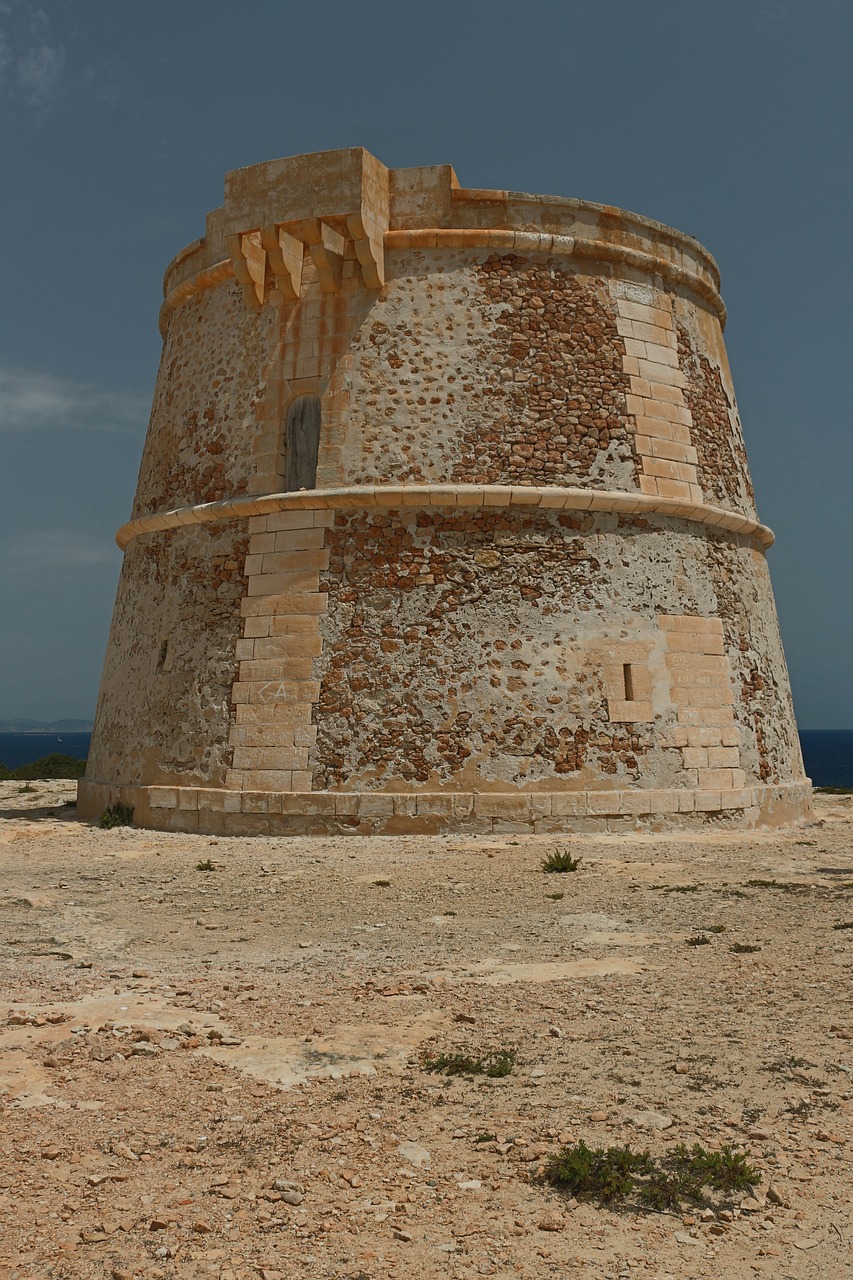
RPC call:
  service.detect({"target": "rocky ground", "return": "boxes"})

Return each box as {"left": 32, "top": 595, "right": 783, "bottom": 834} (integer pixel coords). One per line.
{"left": 1, "top": 782, "right": 852, "bottom": 1280}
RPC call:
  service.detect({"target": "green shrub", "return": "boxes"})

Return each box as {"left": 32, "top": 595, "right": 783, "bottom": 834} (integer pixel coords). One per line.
{"left": 421, "top": 1049, "right": 515, "bottom": 1078}
{"left": 543, "top": 1141, "right": 651, "bottom": 1204}
{"left": 5, "top": 753, "right": 87, "bottom": 781}
{"left": 99, "top": 803, "right": 134, "bottom": 829}
{"left": 542, "top": 1140, "right": 759, "bottom": 1212}
{"left": 541, "top": 849, "right": 581, "bottom": 874}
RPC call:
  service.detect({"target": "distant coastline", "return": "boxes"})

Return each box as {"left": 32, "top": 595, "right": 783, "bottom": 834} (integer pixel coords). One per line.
{"left": 0, "top": 718, "right": 94, "bottom": 734}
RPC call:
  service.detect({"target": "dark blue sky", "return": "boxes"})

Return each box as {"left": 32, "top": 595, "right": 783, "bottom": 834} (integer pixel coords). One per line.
{"left": 0, "top": 0, "right": 849, "bottom": 726}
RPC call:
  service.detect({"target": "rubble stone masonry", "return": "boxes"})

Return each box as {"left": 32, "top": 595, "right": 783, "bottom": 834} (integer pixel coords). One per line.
{"left": 79, "top": 148, "right": 810, "bottom": 835}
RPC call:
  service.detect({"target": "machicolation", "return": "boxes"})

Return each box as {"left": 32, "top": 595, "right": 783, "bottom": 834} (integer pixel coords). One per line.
{"left": 79, "top": 147, "right": 811, "bottom": 835}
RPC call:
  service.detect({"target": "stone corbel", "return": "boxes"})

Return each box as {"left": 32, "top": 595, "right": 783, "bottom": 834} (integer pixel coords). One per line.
{"left": 221, "top": 148, "right": 390, "bottom": 311}
{"left": 346, "top": 211, "right": 385, "bottom": 288}
{"left": 260, "top": 224, "right": 304, "bottom": 302}
{"left": 225, "top": 231, "right": 268, "bottom": 309}
{"left": 288, "top": 219, "right": 347, "bottom": 295}
{"left": 225, "top": 216, "right": 383, "bottom": 309}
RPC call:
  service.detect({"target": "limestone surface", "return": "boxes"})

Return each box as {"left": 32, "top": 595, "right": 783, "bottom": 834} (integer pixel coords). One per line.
{"left": 2, "top": 782, "right": 851, "bottom": 1278}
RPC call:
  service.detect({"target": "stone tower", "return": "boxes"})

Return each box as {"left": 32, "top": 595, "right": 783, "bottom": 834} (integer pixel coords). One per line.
{"left": 78, "top": 148, "right": 811, "bottom": 834}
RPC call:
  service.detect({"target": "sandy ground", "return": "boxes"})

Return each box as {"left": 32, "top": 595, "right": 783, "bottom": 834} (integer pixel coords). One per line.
{"left": 1, "top": 783, "right": 852, "bottom": 1280}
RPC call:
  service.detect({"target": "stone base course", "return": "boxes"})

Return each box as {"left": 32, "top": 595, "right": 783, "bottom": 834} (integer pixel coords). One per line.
{"left": 78, "top": 779, "right": 812, "bottom": 837}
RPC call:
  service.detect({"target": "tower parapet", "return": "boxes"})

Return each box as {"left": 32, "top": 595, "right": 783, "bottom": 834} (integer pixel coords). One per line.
{"left": 79, "top": 148, "right": 810, "bottom": 834}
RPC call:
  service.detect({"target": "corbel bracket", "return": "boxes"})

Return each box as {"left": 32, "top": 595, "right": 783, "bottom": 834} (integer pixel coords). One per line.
{"left": 223, "top": 148, "right": 391, "bottom": 308}
{"left": 225, "top": 231, "right": 268, "bottom": 310}
{"left": 260, "top": 224, "right": 304, "bottom": 302}
{"left": 288, "top": 219, "right": 347, "bottom": 295}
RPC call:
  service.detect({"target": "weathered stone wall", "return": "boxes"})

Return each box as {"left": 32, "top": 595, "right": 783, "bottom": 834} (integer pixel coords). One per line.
{"left": 674, "top": 307, "right": 756, "bottom": 518}
{"left": 136, "top": 228, "right": 763, "bottom": 527}
{"left": 467, "top": 256, "right": 636, "bottom": 487}
{"left": 311, "top": 510, "right": 801, "bottom": 795}
{"left": 706, "top": 542, "right": 803, "bottom": 784}
{"left": 133, "top": 283, "right": 275, "bottom": 516}
{"left": 265, "top": 254, "right": 758, "bottom": 516}
{"left": 86, "top": 521, "right": 248, "bottom": 787}
{"left": 339, "top": 253, "right": 637, "bottom": 490}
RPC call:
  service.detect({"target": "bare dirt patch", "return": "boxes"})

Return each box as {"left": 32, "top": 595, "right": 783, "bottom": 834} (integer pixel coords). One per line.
{"left": 1, "top": 782, "right": 852, "bottom": 1279}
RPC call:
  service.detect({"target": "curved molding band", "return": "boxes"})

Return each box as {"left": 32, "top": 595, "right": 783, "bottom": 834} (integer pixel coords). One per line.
{"left": 158, "top": 226, "right": 726, "bottom": 334}
{"left": 116, "top": 484, "right": 772, "bottom": 552}
{"left": 159, "top": 258, "right": 235, "bottom": 335}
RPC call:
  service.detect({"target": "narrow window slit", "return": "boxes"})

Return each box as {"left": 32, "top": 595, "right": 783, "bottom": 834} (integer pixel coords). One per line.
{"left": 623, "top": 663, "right": 634, "bottom": 701}
{"left": 284, "top": 394, "right": 321, "bottom": 492}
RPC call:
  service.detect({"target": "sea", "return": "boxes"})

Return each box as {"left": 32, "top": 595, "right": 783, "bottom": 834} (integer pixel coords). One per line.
{"left": 0, "top": 732, "right": 92, "bottom": 772}
{"left": 797, "top": 730, "right": 853, "bottom": 789}
{"left": 2, "top": 728, "right": 853, "bottom": 786}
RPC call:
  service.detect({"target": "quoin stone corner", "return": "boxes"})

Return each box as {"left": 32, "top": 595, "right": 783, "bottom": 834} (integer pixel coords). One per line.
{"left": 78, "top": 147, "right": 812, "bottom": 835}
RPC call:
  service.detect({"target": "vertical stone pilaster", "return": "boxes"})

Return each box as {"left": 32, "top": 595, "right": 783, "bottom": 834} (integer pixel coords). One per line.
{"left": 614, "top": 295, "right": 704, "bottom": 505}
{"left": 657, "top": 614, "right": 748, "bottom": 807}
{"left": 226, "top": 510, "right": 332, "bottom": 791}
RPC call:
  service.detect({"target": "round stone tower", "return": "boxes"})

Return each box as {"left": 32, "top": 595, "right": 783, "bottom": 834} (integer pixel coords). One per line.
{"left": 78, "top": 147, "right": 811, "bottom": 834}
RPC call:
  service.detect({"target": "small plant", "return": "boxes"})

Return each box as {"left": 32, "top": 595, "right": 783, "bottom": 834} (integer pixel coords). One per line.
{"left": 196, "top": 859, "right": 216, "bottom": 872}
{"left": 481, "top": 1051, "right": 515, "bottom": 1078}
{"left": 783, "top": 1098, "right": 812, "bottom": 1118}
{"left": 702, "top": 924, "right": 726, "bottom": 934}
{"left": 373, "top": 879, "right": 391, "bottom": 888}
{"left": 421, "top": 1049, "right": 515, "bottom": 1078}
{"left": 833, "top": 921, "right": 853, "bottom": 931}
{"left": 764, "top": 1054, "right": 813, "bottom": 1076}
{"left": 660, "top": 884, "right": 746, "bottom": 898}
{"left": 731, "top": 942, "right": 761, "bottom": 954}
{"left": 542, "top": 1141, "right": 651, "bottom": 1205}
{"left": 542, "top": 1141, "right": 759, "bottom": 1212}
{"left": 17, "top": 783, "right": 36, "bottom": 793}
{"left": 542, "top": 849, "right": 581, "bottom": 874}
{"left": 745, "top": 879, "right": 808, "bottom": 893}
{"left": 545, "top": 891, "right": 565, "bottom": 901}
{"left": 686, "top": 935, "right": 711, "bottom": 947}
{"left": 474, "top": 1132, "right": 497, "bottom": 1143}
{"left": 638, "top": 1145, "right": 760, "bottom": 1212}
{"left": 99, "top": 803, "right": 134, "bottom": 829}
